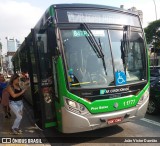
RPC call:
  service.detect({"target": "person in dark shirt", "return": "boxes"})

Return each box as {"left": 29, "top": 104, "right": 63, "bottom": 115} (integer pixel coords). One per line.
{"left": 6, "top": 73, "right": 28, "bottom": 135}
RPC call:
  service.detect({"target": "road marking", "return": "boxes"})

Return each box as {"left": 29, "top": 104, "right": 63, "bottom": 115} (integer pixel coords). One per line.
{"left": 141, "top": 118, "right": 160, "bottom": 127}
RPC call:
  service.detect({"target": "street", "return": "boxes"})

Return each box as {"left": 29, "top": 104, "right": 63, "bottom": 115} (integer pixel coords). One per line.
{"left": 43, "top": 113, "right": 160, "bottom": 146}
{"left": 0, "top": 100, "right": 50, "bottom": 146}
{"left": 1, "top": 100, "right": 160, "bottom": 146}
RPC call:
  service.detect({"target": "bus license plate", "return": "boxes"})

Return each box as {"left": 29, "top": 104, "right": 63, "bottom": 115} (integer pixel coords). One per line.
{"left": 107, "top": 117, "right": 122, "bottom": 124}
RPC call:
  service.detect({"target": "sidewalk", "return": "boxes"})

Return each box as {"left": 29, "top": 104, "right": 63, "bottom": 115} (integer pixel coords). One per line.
{"left": 0, "top": 100, "right": 51, "bottom": 146}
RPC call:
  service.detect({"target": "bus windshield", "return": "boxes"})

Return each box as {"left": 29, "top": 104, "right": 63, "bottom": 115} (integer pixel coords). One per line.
{"left": 61, "top": 27, "right": 146, "bottom": 88}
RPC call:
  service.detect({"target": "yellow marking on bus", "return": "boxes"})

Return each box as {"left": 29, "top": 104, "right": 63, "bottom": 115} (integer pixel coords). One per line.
{"left": 71, "top": 81, "right": 97, "bottom": 86}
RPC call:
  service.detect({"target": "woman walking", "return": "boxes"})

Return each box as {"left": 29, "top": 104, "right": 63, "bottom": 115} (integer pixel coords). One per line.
{"left": 6, "top": 73, "right": 28, "bottom": 134}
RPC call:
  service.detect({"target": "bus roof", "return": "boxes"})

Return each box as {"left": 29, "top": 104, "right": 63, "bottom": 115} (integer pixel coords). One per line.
{"left": 33, "top": 3, "right": 139, "bottom": 31}
{"left": 51, "top": 3, "right": 138, "bottom": 15}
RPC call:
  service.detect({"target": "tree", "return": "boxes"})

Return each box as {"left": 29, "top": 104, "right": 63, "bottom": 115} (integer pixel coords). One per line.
{"left": 144, "top": 20, "right": 160, "bottom": 49}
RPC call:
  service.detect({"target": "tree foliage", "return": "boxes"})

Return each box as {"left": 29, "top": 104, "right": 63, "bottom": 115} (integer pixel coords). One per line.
{"left": 144, "top": 20, "right": 160, "bottom": 48}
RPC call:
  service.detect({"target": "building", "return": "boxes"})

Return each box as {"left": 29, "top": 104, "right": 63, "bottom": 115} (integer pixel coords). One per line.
{"left": 4, "top": 37, "right": 21, "bottom": 76}
{"left": 0, "top": 40, "right": 2, "bottom": 73}
{"left": 6, "top": 37, "right": 20, "bottom": 52}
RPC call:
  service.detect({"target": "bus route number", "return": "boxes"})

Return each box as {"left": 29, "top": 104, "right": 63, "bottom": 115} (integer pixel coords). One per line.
{"left": 123, "top": 99, "right": 136, "bottom": 106}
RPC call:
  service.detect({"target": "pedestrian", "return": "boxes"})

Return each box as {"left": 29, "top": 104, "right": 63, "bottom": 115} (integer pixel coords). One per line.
{"left": 6, "top": 73, "right": 28, "bottom": 135}
{"left": 0, "top": 74, "right": 7, "bottom": 102}
{"left": 0, "top": 74, "right": 10, "bottom": 118}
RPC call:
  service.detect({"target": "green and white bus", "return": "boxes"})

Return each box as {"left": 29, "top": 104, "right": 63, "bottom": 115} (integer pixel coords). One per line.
{"left": 12, "top": 4, "right": 150, "bottom": 133}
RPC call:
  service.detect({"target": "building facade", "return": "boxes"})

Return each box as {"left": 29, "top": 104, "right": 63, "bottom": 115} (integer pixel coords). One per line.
{"left": 4, "top": 37, "right": 21, "bottom": 76}
{"left": 0, "top": 40, "right": 2, "bottom": 73}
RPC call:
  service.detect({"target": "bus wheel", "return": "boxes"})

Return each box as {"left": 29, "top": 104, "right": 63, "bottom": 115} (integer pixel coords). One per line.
{"left": 147, "top": 99, "right": 158, "bottom": 115}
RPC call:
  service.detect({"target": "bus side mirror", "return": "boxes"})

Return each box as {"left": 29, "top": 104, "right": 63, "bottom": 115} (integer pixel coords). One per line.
{"left": 56, "top": 47, "right": 61, "bottom": 56}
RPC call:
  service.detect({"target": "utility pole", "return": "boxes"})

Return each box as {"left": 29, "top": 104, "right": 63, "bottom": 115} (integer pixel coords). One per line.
{"left": 153, "top": 0, "right": 157, "bottom": 20}
{"left": 152, "top": 0, "right": 157, "bottom": 67}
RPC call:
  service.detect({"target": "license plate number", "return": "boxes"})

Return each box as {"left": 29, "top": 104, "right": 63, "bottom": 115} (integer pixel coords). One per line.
{"left": 107, "top": 117, "right": 122, "bottom": 124}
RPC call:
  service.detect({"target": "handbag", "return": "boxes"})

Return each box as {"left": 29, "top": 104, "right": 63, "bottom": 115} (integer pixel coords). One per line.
{"left": 1, "top": 89, "right": 10, "bottom": 106}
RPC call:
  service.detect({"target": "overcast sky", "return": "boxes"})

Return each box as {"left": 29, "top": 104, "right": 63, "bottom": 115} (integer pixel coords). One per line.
{"left": 0, "top": 0, "right": 160, "bottom": 54}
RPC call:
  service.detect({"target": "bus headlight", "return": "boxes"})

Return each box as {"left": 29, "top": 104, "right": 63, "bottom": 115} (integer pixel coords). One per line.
{"left": 64, "top": 97, "right": 90, "bottom": 115}
{"left": 66, "top": 98, "right": 78, "bottom": 108}
{"left": 137, "top": 89, "right": 149, "bottom": 105}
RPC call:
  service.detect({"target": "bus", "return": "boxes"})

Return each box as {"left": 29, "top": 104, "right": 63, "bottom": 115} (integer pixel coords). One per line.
{"left": 12, "top": 4, "right": 150, "bottom": 133}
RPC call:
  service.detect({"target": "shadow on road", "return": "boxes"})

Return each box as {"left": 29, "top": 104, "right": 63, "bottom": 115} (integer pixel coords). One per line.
{"left": 43, "top": 125, "right": 124, "bottom": 144}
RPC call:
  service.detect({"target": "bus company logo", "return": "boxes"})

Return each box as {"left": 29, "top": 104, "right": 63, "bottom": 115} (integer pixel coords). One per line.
{"left": 100, "top": 89, "right": 109, "bottom": 95}
{"left": 113, "top": 102, "right": 119, "bottom": 108}
{"left": 2, "top": 138, "right": 11, "bottom": 143}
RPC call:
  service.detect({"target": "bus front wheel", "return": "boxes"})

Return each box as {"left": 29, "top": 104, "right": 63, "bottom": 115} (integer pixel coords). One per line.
{"left": 147, "top": 99, "right": 158, "bottom": 115}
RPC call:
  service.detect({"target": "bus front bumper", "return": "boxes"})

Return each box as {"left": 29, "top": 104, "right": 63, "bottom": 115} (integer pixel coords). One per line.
{"left": 61, "top": 97, "right": 149, "bottom": 133}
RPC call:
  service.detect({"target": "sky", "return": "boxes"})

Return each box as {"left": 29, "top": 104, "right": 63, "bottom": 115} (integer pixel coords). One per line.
{"left": 0, "top": 0, "right": 160, "bottom": 54}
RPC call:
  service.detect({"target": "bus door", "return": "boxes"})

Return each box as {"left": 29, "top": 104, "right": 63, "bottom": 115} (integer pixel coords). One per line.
{"left": 27, "top": 32, "right": 43, "bottom": 129}
{"left": 33, "top": 27, "right": 57, "bottom": 129}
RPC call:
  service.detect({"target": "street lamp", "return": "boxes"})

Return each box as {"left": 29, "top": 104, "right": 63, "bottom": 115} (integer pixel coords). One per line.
{"left": 153, "top": 0, "right": 157, "bottom": 20}
{"left": 0, "top": 44, "right": 1, "bottom": 50}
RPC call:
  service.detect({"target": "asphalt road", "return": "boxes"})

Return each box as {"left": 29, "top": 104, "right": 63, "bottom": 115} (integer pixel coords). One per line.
{"left": 43, "top": 113, "right": 160, "bottom": 146}
{"left": 1, "top": 99, "right": 159, "bottom": 146}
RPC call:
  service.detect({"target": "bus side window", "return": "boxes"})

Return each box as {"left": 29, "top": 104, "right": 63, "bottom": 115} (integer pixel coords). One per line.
{"left": 36, "top": 33, "right": 52, "bottom": 81}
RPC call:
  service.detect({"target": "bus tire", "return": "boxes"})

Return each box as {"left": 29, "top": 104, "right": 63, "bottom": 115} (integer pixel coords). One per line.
{"left": 147, "top": 99, "right": 158, "bottom": 115}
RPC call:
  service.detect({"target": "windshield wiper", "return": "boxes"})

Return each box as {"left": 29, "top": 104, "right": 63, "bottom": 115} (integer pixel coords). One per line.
{"left": 81, "top": 23, "right": 104, "bottom": 58}
{"left": 81, "top": 23, "right": 107, "bottom": 76}
{"left": 121, "top": 25, "right": 131, "bottom": 73}
{"left": 98, "top": 38, "right": 107, "bottom": 76}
